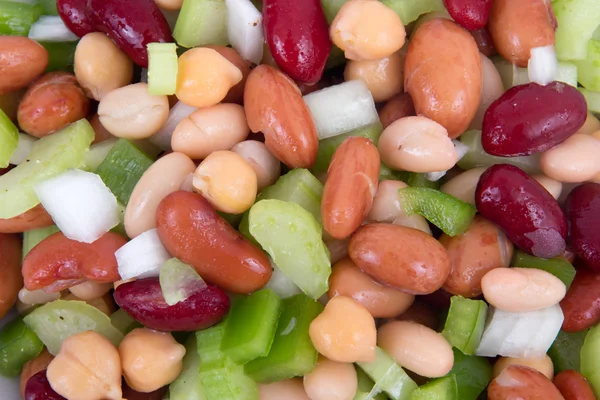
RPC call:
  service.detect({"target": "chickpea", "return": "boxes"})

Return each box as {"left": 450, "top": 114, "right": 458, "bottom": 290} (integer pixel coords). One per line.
{"left": 309, "top": 296, "right": 376, "bottom": 363}
{"left": 154, "top": 0, "right": 183, "bottom": 11}
{"left": 20, "top": 348, "right": 54, "bottom": 398}
{"left": 540, "top": 134, "right": 600, "bottom": 183}
{"left": 259, "top": 379, "right": 310, "bottom": 400}
{"left": 204, "top": 45, "right": 252, "bottom": 104}
{"left": 68, "top": 281, "right": 113, "bottom": 301}
{"left": 440, "top": 167, "right": 487, "bottom": 205}
{"left": 119, "top": 328, "right": 186, "bottom": 393}
{"left": 18, "top": 287, "right": 60, "bottom": 305}
{"left": 176, "top": 47, "right": 243, "bottom": 108}
{"left": 47, "top": 331, "right": 122, "bottom": 400}
{"left": 75, "top": 32, "right": 134, "bottom": 101}
{"left": 330, "top": 0, "right": 406, "bottom": 61}
{"left": 192, "top": 150, "right": 258, "bottom": 214}
{"left": 231, "top": 140, "right": 282, "bottom": 191}
{"left": 344, "top": 51, "right": 404, "bottom": 102}
{"left": 492, "top": 355, "right": 554, "bottom": 380}
{"left": 303, "top": 356, "right": 357, "bottom": 400}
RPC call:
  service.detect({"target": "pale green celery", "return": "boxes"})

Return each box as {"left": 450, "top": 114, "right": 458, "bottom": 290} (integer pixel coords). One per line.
{"left": 493, "top": 57, "right": 578, "bottom": 88}
{"left": 321, "top": 0, "right": 349, "bottom": 23}
{"left": 553, "top": 0, "right": 600, "bottom": 61}
{"left": 147, "top": 43, "right": 178, "bottom": 95}
{"left": 381, "top": 0, "right": 444, "bottom": 24}
{"left": 581, "top": 324, "right": 600, "bottom": 397}
{"left": 411, "top": 375, "right": 458, "bottom": 400}
{"left": 160, "top": 258, "right": 206, "bottom": 306}
{"left": 574, "top": 40, "right": 600, "bottom": 91}
{"left": 357, "top": 347, "right": 418, "bottom": 400}
{"left": 0, "top": 119, "right": 95, "bottom": 219}
{"left": 407, "top": 172, "right": 440, "bottom": 190}
{"left": 109, "top": 309, "right": 142, "bottom": 335}
{"left": 82, "top": 138, "right": 118, "bottom": 172}
{"left": 442, "top": 296, "right": 488, "bottom": 355}
{"left": 355, "top": 368, "right": 387, "bottom": 400}
{"left": 512, "top": 250, "right": 576, "bottom": 289}
{"left": 580, "top": 88, "right": 600, "bottom": 113}
{"left": 22, "top": 225, "right": 60, "bottom": 261}
{"left": 39, "top": 0, "right": 59, "bottom": 15}
{"left": 169, "top": 335, "right": 207, "bottom": 400}
{"left": 325, "top": 44, "right": 346, "bottom": 70}
{"left": 173, "top": 0, "right": 228, "bottom": 48}
{"left": 0, "top": 108, "right": 18, "bottom": 168}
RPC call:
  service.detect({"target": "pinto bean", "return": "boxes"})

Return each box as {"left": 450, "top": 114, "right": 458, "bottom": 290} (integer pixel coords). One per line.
{"left": 0, "top": 234, "right": 23, "bottom": 319}
{"left": 0, "top": 204, "right": 53, "bottom": 233}
{"left": 0, "top": 37, "right": 48, "bottom": 95}
{"left": 488, "top": 365, "right": 564, "bottom": 400}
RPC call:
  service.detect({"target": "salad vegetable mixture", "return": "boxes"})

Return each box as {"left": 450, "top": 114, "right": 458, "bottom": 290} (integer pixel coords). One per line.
{"left": 1, "top": 0, "right": 600, "bottom": 398}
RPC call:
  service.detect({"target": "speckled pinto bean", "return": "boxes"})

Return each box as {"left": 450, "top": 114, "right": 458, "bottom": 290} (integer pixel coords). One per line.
{"left": 156, "top": 191, "right": 272, "bottom": 293}
{"left": 488, "top": 365, "right": 564, "bottom": 400}
{"left": 560, "top": 268, "right": 600, "bottom": 332}
{"left": 348, "top": 223, "right": 451, "bottom": 294}
{"left": 0, "top": 37, "right": 48, "bottom": 95}
{"left": 0, "top": 234, "right": 23, "bottom": 320}
{"left": 564, "top": 183, "right": 600, "bottom": 271}
{"left": 475, "top": 164, "right": 567, "bottom": 259}
{"left": 553, "top": 370, "right": 596, "bottom": 400}
{"left": 0, "top": 204, "right": 53, "bottom": 233}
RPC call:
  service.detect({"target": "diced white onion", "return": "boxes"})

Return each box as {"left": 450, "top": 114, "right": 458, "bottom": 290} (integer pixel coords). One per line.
{"left": 476, "top": 304, "right": 564, "bottom": 359}
{"left": 303, "top": 80, "right": 379, "bottom": 140}
{"left": 115, "top": 229, "right": 171, "bottom": 280}
{"left": 149, "top": 101, "right": 198, "bottom": 151}
{"left": 225, "top": 0, "right": 264, "bottom": 64}
{"left": 28, "top": 16, "right": 79, "bottom": 42}
{"left": 528, "top": 45, "right": 558, "bottom": 86}
{"left": 9, "top": 133, "right": 37, "bottom": 165}
{"left": 34, "top": 169, "right": 119, "bottom": 244}
{"left": 264, "top": 259, "right": 303, "bottom": 299}
{"left": 424, "top": 140, "right": 470, "bottom": 182}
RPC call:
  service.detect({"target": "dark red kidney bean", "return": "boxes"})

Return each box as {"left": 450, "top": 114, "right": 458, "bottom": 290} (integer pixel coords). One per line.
{"left": 475, "top": 164, "right": 567, "bottom": 259}
{"left": 263, "top": 0, "right": 332, "bottom": 84}
{"left": 114, "top": 278, "right": 230, "bottom": 332}
{"left": 24, "top": 370, "right": 65, "bottom": 400}
{"left": 482, "top": 81, "right": 587, "bottom": 156}
{"left": 565, "top": 183, "right": 600, "bottom": 271}
{"left": 560, "top": 268, "right": 600, "bottom": 332}
{"left": 87, "top": 0, "right": 172, "bottom": 67}
{"left": 57, "top": 0, "right": 94, "bottom": 38}
{"left": 442, "top": 0, "right": 492, "bottom": 31}
{"left": 470, "top": 27, "right": 497, "bottom": 57}
{"left": 554, "top": 370, "right": 596, "bottom": 400}
{"left": 122, "top": 379, "right": 167, "bottom": 400}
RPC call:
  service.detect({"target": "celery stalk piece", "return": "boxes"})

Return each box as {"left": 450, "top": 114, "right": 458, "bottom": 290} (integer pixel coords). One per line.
{"left": 548, "top": 329, "right": 587, "bottom": 373}
{"left": 357, "top": 347, "right": 418, "bottom": 400}
{"left": 407, "top": 172, "right": 440, "bottom": 190}
{"left": 82, "top": 138, "right": 118, "bottom": 172}
{"left": 0, "top": 1, "right": 43, "bottom": 36}
{"left": 321, "top": 0, "right": 349, "bottom": 23}
{"left": 0, "top": 118, "right": 95, "bottom": 219}
{"left": 447, "top": 348, "right": 492, "bottom": 400}
{"left": 325, "top": 44, "right": 346, "bottom": 70}
{"left": 355, "top": 368, "right": 387, "bottom": 400}
{"left": 574, "top": 40, "right": 600, "bottom": 91}
{"left": 22, "top": 225, "right": 60, "bottom": 261}
{"left": 173, "top": 0, "right": 229, "bottom": 48}
{"left": 96, "top": 138, "right": 154, "bottom": 205}
{"left": 39, "top": 41, "right": 78, "bottom": 73}
{"left": 147, "top": 43, "right": 178, "bottom": 95}
{"left": 23, "top": 300, "right": 124, "bottom": 355}
{"left": 493, "top": 57, "right": 578, "bottom": 88}
{"left": 581, "top": 324, "right": 600, "bottom": 397}
{"left": 512, "top": 250, "right": 576, "bottom": 289}
{"left": 442, "top": 296, "right": 488, "bottom": 356}
{"left": 580, "top": 88, "right": 600, "bottom": 113}
{"left": 221, "top": 289, "right": 283, "bottom": 364}
{"left": 197, "top": 323, "right": 229, "bottom": 370}
{"left": 0, "top": 108, "right": 18, "bottom": 168}
{"left": 170, "top": 335, "right": 207, "bottom": 400}
{"left": 199, "top": 362, "right": 258, "bottom": 400}
{"left": 553, "top": 0, "right": 600, "bottom": 61}
{"left": 39, "top": 0, "right": 59, "bottom": 15}
{"left": 245, "top": 294, "right": 323, "bottom": 382}
{"left": 0, "top": 318, "right": 44, "bottom": 377}
{"left": 411, "top": 375, "right": 458, "bottom": 400}
{"left": 381, "top": 0, "right": 444, "bottom": 24}
{"left": 248, "top": 200, "right": 331, "bottom": 299}
{"left": 109, "top": 309, "right": 142, "bottom": 335}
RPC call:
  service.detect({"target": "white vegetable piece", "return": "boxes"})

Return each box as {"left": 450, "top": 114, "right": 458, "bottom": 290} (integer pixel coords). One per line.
{"left": 528, "top": 45, "right": 558, "bottom": 86}
{"left": 149, "top": 101, "right": 198, "bottom": 151}
{"left": 303, "top": 80, "right": 379, "bottom": 140}
{"left": 28, "top": 16, "right": 79, "bottom": 42}
{"left": 264, "top": 259, "right": 303, "bottom": 299}
{"left": 9, "top": 133, "right": 37, "bottom": 165}
{"left": 34, "top": 169, "right": 119, "bottom": 244}
{"left": 115, "top": 229, "right": 171, "bottom": 280}
{"left": 476, "top": 304, "right": 564, "bottom": 359}
{"left": 159, "top": 259, "right": 207, "bottom": 306}
{"left": 225, "top": 0, "right": 264, "bottom": 64}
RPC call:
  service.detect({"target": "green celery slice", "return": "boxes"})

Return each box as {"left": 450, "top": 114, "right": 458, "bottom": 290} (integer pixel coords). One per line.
{"left": 173, "top": 0, "right": 228, "bottom": 48}
{"left": 580, "top": 88, "right": 600, "bottom": 113}
{"left": 197, "top": 323, "right": 229, "bottom": 370}
{"left": 512, "top": 250, "right": 576, "bottom": 289}
{"left": 82, "top": 138, "right": 118, "bottom": 172}
{"left": 0, "top": 318, "right": 44, "bottom": 377}
{"left": 169, "top": 335, "right": 207, "bottom": 400}
{"left": 548, "top": 329, "right": 587, "bottom": 373}
{"left": 23, "top": 300, "right": 124, "bottom": 355}
{"left": 199, "top": 362, "right": 258, "bottom": 400}
{"left": 381, "top": 0, "right": 444, "bottom": 24}
{"left": 221, "top": 289, "right": 283, "bottom": 364}
{"left": 581, "top": 324, "right": 600, "bottom": 397}
{"left": 574, "top": 40, "right": 600, "bottom": 91}
{"left": 447, "top": 348, "right": 492, "bottom": 400}
{"left": 0, "top": 108, "right": 18, "bottom": 168}
{"left": 248, "top": 199, "right": 331, "bottom": 300}
{"left": 357, "top": 347, "right": 418, "bottom": 400}
{"left": 39, "top": 0, "right": 59, "bottom": 15}
{"left": 22, "top": 225, "right": 60, "bottom": 261}
{"left": 321, "top": 0, "right": 349, "bottom": 23}
{"left": 397, "top": 187, "right": 477, "bottom": 237}
{"left": 354, "top": 368, "right": 387, "bottom": 400}
{"left": 411, "top": 375, "right": 458, "bottom": 400}
{"left": 442, "top": 296, "right": 488, "bottom": 355}
{"left": 553, "top": 0, "right": 600, "bottom": 61}
{"left": 0, "top": 1, "right": 43, "bottom": 36}
{"left": 160, "top": 258, "right": 207, "bottom": 306}
{"left": 147, "top": 42, "right": 178, "bottom": 95}
{"left": 96, "top": 138, "right": 153, "bottom": 205}
{"left": 245, "top": 294, "right": 323, "bottom": 382}
{"left": 0, "top": 118, "right": 95, "bottom": 219}
{"left": 407, "top": 172, "right": 440, "bottom": 190}
{"left": 380, "top": 163, "right": 408, "bottom": 182}
{"left": 39, "top": 41, "right": 77, "bottom": 72}
{"left": 325, "top": 44, "right": 346, "bottom": 70}
{"left": 493, "top": 57, "right": 578, "bottom": 88}
{"left": 109, "top": 309, "right": 142, "bottom": 335}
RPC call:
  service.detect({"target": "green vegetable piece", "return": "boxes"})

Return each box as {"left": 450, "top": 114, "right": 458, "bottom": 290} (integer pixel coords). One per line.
{"left": 357, "top": 347, "right": 418, "bottom": 400}
{"left": 249, "top": 200, "right": 331, "bottom": 299}
{"left": 199, "top": 361, "right": 258, "bottom": 400}
{"left": 39, "top": 0, "right": 59, "bottom": 15}
{"left": 96, "top": 138, "right": 153, "bottom": 205}
{"left": 574, "top": 40, "right": 600, "bottom": 91}
{"left": 0, "top": 318, "right": 43, "bottom": 377}
{"left": 553, "top": 0, "right": 600, "bottom": 61}
{"left": 0, "top": 108, "right": 18, "bottom": 168}
{"left": 169, "top": 335, "right": 207, "bottom": 400}
{"left": 447, "top": 348, "right": 492, "bottom": 400}
{"left": 82, "top": 138, "right": 118, "bottom": 172}
{"left": 381, "top": 0, "right": 444, "bottom": 24}
{"left": 160, "top": 258, "right": 206, "bottom": 306}
{"left": 355, "top": 368, "right": 387, "bottom": 400}
{"left": 411, "top": 375, "right": 458, "bottom": 400}
{"left": 39, "top": 41, "right": 78, "bottom": 73}
{"left": 321, "top": 0, "right": 349, "bottom": 23}
{"left": 197, "top": 323, "right": 229, "bottom": 371}
{"left": 173, "top": 0, "right": 228, "bottom": 48}
{"left": 580, "top": 88, "right": 600, "bottom": 114}
{"left": 379, "top": 163, "right": 407, "bottom": 182}
{"left": 147, "top": 42, "right": 178, "bottom": 95}
{"left": 109, "top": 309, "right": 142, "bottom": 335}
{"left": 512, "top": 250, "right": 576, "bottom": 289}
{"left": 397, "top": 187, "right": 477, "bottom": 237}
{"left": 407, "top": 172, "right": 440, "bottom": 190}
{"left": 442, "top": 296, "right": 488, "bottom": 355}
{"left": 0, "top": 118, "right": 95, "bottom": 219}
{"left": 22, "top": 225, "right": 60, "bottom": 260}
{"left": 548, "top": 329, "right": 587, "bottom": 373}
{"left": 221, "top": 289, "right": 283, "bottom": 365}
{"left": 581, "top": 323, "right": 600, "bottom": 397}
{"left": 0, "top": 1, "right": 43, "bottom": 36}
{"left": 23, "top": 300, "right": 124, "bottom": 355}
{"left": 245, "top": 294, "right": 323, "bottom": 382}
{"left": 325, "top": 44, "right": 346, "bottom": 70}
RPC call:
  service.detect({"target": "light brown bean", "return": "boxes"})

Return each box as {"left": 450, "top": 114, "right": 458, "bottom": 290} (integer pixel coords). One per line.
{"left": 378, "top": 92, "right": 416, "bottom": 129}
{"left": 325, "top": 238, "right": 349, "bottom": 265}
{"left": 540, "top": 134, "right": 600, "bottom": 183}
{"left": 377, "top": 320, "right": 454, "bottom": 378}
{"left": 440, "top": 167, "right": 487, "bottom": 205}
{"left": 492, "top": 355, "right": 554, "bottom": 380}
{"left": 577, "top": 112, "right": 600, "bottom": 136}
{"left": 61, "top": 292, "right": 118, "bottom": 316}
{"left": 0, "top": 36, "right": 48, "bottom": 95}
{"left": 20, "top": 348, "right": 54, "bottom": 398}
{"left": 204, "top": 45, "right": 252, "bottom": 104}
{"left": 18, "top": 287, "right": 60, "bottom": 305}
{"left": 171, "top": 103, "right": 250, "bottom": 160}
{"left": 533, "top": 175, "right": 562, "bottom": 200}
{"left": 469, "top": 54, "right": 504, "bottom": 130}
{"left": 68, "top": 281, "right": 113, "bottom": 301}
{"left": 303, "top": 357, "right": 357, "bottom": 400}
{"left": 392, "top": 215, "right": 432, "bottom": 236}
{"left": 488, "top": 365, "right": 564, "bottom": 400}
{"left": 258, "top": 379, "right": 310, "bottom": 400}
{"left": 154, "top": 0, "right": 183, "bottom": 11}
{"left": 231, "top": 140, "right": 281, "bottom": 191}
{"left": 344, "top": 51, "right": 404, "bottom": 102}
{"left": 125, "top": 152, "right": 196, "bottom": 238}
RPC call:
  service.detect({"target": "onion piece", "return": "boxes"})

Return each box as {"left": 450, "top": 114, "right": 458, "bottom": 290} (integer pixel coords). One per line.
{"left": 225, "top": 0, "right": 264, "bottom": 64}
{"left": 149, "top": 101, "right": 198, "bottom": 151}
{"left": 159, "top": 258, "right": 207, "bottom": 306}
{"left": 303, "top": 80, "right": 379, "bottom": 140}
{"left": 264, "top": 259, "right": 303, "bottom": 299}
{"left": 34, "top": 169, "right": 119, "bottom": 244}
{"left": 115, "top": 229, "right": 171, "bottom": 280}
{"left": 528, "top": 45, "right": 558, "bottom": 86}
{"left": 28, "top": 16, "right": 79, "bottom": 42}
{"left": 9, "top": 133, "right": 37, "bottom": 165}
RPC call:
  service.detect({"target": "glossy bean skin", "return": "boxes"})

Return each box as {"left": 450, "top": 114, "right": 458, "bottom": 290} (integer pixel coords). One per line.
{"left": 20, "top": 349, "right": 54, "bottom": 399}
{"left": 475, "top": 164, "right": 567, "bottom": 259}
{"left": 553, "top": 370, "right": 596, "bottom": 400}
{"left": 259, "top": 379, "right": 310, "bottom": 400}
{"left": 378, "top": 92, "right": 416, "bottom": 129}
{"left": 471, "top": 27, "right": 497, "bottom": 57}
{"left": 482, "top": 82, "right": 587, "bottom": 156}
{"left": 540, "top": 134, "right": 600, "bottom": 183}
{"left": 231, "top": 140, "right": 281, "bottom": 191}
{"left": 442, "top": 0, "right": 492, "bottom": 30}
{"left": 156, "top": 191, "right": 272, "bottom": 294}
{"left": 564, "top": 183, "right": 600, "bottom": 271}
{"left": 87, "top": 0, "right": 173, "bottom": 67}
{"left": 488, "top": 365, "right": 564, "bottom": 400}
{"left": 263, "top": 0, "right": 331, "bottom": 84}
{"left": 344, "top": 51, "right": 405, "bottom": 102}
{"left": 440, "top": 167, "right": 487, "bottom": 205}
{"left": 0, "top": 234, "right": 23, "bottom": 320}
{"left": 0, "top": 205, "right": 53, "bottom": 233}
{"left": 303, "top": 356, "right": 357, "bottom": 400}
{"left": 348, "top": 223, "right": 451, "bottom": 295}
{"left": 24, "top": 370, "right": 66, "bottom": 400}
{"left": 57, "top": 0, "right": 94, "bottom": 37}
{"left": 22, "top": 232, "right": 127, "bottom": 291}
{"left": 560, "top": 268, "right": 600, "bottom": 332}
{"left": 0, "top": 37, "right": 48, "bottom": 95}
{"left": 469, "top": 53, "right": 504, "bottom": 131}
{"left": 492, "top": 355, "right": 554, "bottom": 380}
{"left": 203, "top": 46, "right": 252, "bottom": 105}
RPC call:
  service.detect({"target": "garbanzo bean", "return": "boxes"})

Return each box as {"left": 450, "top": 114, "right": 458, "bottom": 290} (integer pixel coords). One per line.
{"left": 344, "top": 51, "right": 404, "bottom": 102}
{"left": 154, "top": 0, "right": 183, "bottom": 11}
{"left": 231, "top": 140, "right": 282, "bottom": 191}
{"left": 68, "top": 281, "right": 113, "bottom": 301}
{"left": 204, "top": 45, "right": 252, "bottom": 104}
{"left": 492, "top": 355, "right": 554, "bottom": 380}
{"left": 303, "top": 356, "right": 357, "bottom": 400}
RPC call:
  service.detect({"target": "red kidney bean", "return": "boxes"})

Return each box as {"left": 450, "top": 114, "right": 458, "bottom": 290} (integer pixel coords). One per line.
{"left": 122, "top": 380, "right": 167, "bottom": 400}
{"left": 475, "top": 164, "right": 567, "bottom": 259}
{"left": 87, "top": 0, "right": 172, "bottom": 67}
{"left": 470, "top": 27, "right": 497, "bottom": 57}
{"left": 565, "top": 183, "right": 600, "bottom": 271}
{"left": 482, "top": 81, "right": 588, "bottom": 156}
{"left": 378, "top": 92, "right": 416, "bottom": 129}
{"left": 442, "top": 0, "right": 492, "bottom": 31}
{"left": 263, "top": 0, "right": 331, "bottom": 84}
{"left": 554, "top": 370, "right": 596, "bottom": 400}
{"left": 560, "top": 268, "right": 600, "bottom": 332}
{"left": 114, "top": 278, "right": 230, "bottom": 332}
{"left": 57, "top": 0, "right": 94, "bottom": 38}
{"left": 25, "top": 370, "right": 66, "bottom": 400}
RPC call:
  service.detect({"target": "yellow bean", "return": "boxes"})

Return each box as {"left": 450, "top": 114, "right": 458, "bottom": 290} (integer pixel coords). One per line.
{"left": 344, "top": 51, "right": 404, "bottom": 102}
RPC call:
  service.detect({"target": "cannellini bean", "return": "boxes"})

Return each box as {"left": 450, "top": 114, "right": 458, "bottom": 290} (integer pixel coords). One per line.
{"left": 231, "top": 140, "right": 281, "bottom": 191}
{"left": 344, "top": 51, "right": 404, "bottom": 102}
{"left": 392, "top": 215, "right": 432, "bottom": 236}
{"left": 303, "top": 357, "right": 357, "bottom": 400}
{"left": 68, "top": 281, "right": 113, "bottom": 301}
{"left": 577, "top": 112, "right": 600, "bottom": 136}
{"left": 154, "top": 0, "right": 183, "bottom": 11}
{"left": 481, "top": 268, "right": 566, "bottom": 312}
{"left": 309, "top": 296, "right": 376, "bottom": 363}
{"left": 440, "top": 167, "right": 487, "bottom": 205}
{"left": 469, "top": 53, "right": 504, "bottom": 130}
{"left": 18, "top": 287, "right": 60, "bottom": 305}
{"left": 540, "top": 134, "right": 600, "bottom": 183}
{"left": 377, "top": 320, "right": 454, "bottom": 378}
{"left": 378, "top": 116, "right": 458, "bottom": 173}
{"left": 259, "top": 379, "right": 310, "bottom": 400}
{"left": 492, "top": 355, "right": 554, "bottom": 380}
{"left": 533, "top": 175, "right": 562, "bottom": 200}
